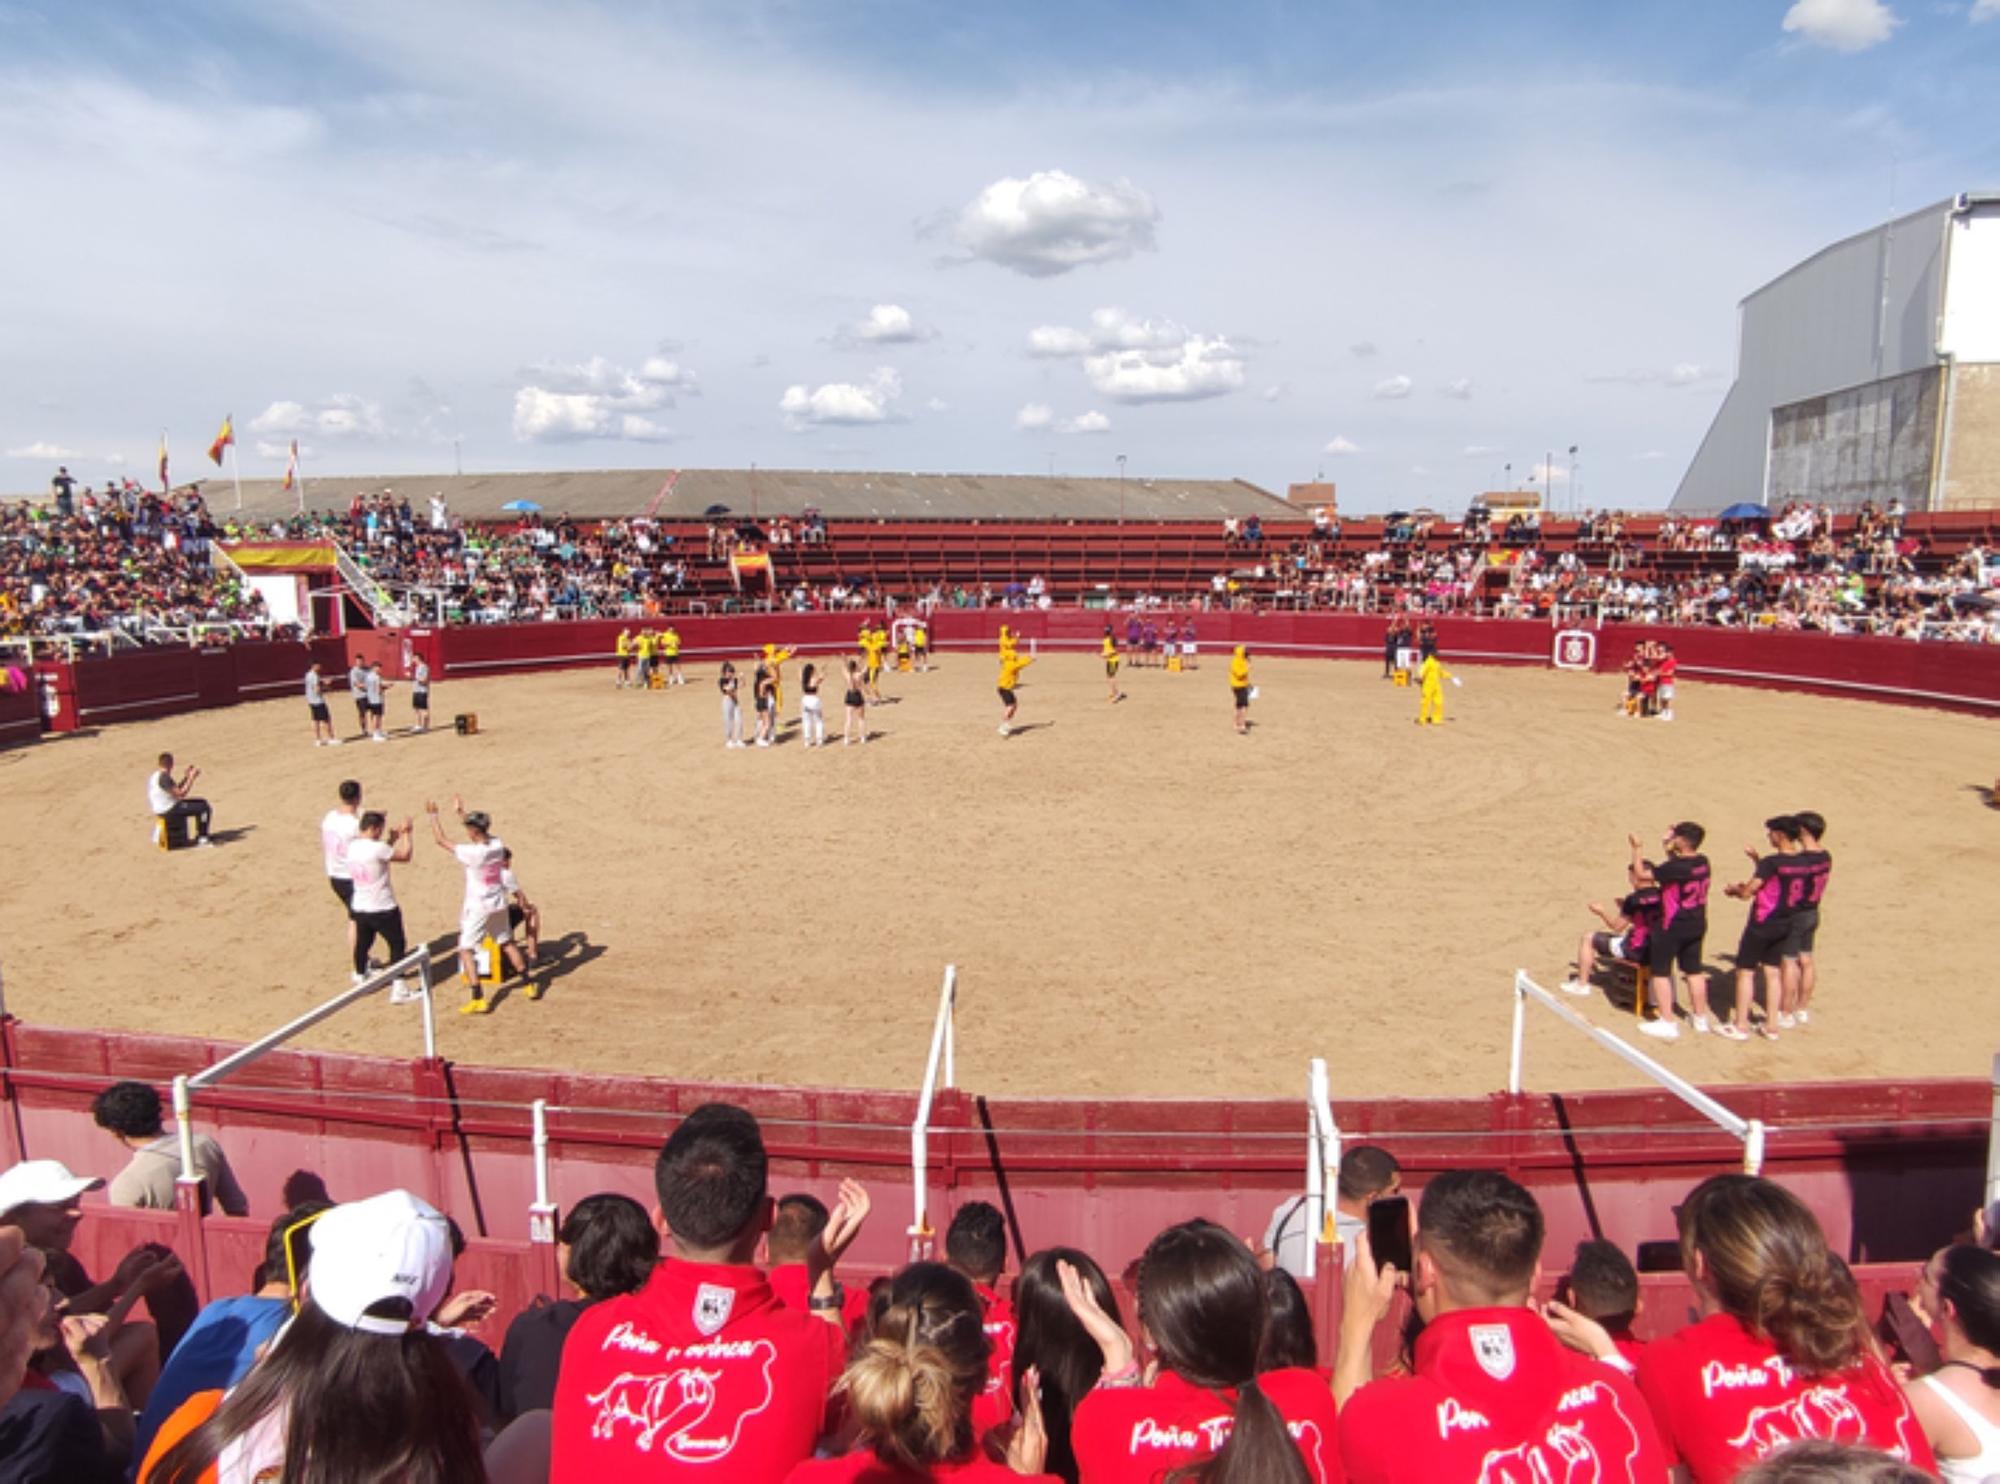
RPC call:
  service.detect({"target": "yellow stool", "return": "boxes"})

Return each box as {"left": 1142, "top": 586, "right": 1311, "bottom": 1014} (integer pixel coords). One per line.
{"left": 897, "top": 654, "right": 913, "bottom": 673}
{"left": 1628, "top": 960, "right": 1653, "bottom": 1022}
{"left": 468, "top": 935, "right": 506, "bottom": 990}
{"left": 1392, "top": 668, "right": 1410, "bottom": 688}
{"left": 1167, "top": 654, "right": 1183, "bottom": 673}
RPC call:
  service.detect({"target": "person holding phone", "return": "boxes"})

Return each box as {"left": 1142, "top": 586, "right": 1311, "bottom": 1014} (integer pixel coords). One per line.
{"left": 1336, "top": 1169, "right": 1669, "bottom": 1482}
{"left": 1261, "top": 1145, "right": 1401, "bottom": 1278}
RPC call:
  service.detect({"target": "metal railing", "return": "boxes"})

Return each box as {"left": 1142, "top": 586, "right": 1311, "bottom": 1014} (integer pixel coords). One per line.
{"left": 908, "top": 964, "right": 957, "bottom": 1256}
{"left": 173, "top": 947, "right": 436, "bottom": 1188}
{"left": 332, "top": 541, "right": 409, "bottom": 627}
{"left": 1303, "top": 1056, "right": 1341, "bottom": 1280}
{"left": 1510, "top": 970, "right": 1766, "bottom": 1175}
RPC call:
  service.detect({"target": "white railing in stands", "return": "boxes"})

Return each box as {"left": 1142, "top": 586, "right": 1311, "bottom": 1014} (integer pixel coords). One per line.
{"left": 908, "top": 964, "right": 958, "bottom": 1257}
{"left": 1303, "top": 1057, "right": 1341, "bottom": 1280}
{"left": 1510, "top": 970, "right": 1767, "bottom": 1175}
{"left": 173, "top": 947, "right": 436, "bottom": 1189}
{"left": 332, "top": 541, "right": 408, "bottom": 627}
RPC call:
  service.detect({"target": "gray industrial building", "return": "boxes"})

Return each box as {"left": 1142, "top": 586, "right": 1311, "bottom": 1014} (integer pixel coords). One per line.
{"left": 1674, "top": 191, "right": 2000, "bottom": 512}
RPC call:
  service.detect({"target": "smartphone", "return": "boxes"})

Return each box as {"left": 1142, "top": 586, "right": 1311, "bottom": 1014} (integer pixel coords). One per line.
{"left": 1367, "top": 1195, "right": 1413, "bottom": 1275}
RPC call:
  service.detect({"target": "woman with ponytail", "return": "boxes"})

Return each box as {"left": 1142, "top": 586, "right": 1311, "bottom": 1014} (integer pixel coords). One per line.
{"left": 1065, "top": 1220, "right": 1335, "bottom": 1483}
{"left": 788, "top": 1262, "right": 1058, "bottom": 1482}
{"left": 1634, "top": 1174, "right": 1935, "bottom": 1481}
{"left": 1904, "top": 1243, "right": 2000, "bottom": 1481}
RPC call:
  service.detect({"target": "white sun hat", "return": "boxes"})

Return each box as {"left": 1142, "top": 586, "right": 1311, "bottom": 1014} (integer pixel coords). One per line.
{"left": 306, "top": 1189, "right": 454, "bottom": 1335}
{"left": 0, "top": 1160, "right": 104, "bottom": 1218}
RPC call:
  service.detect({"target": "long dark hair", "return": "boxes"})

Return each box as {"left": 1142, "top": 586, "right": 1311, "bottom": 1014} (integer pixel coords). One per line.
{"left": 1937, "top": 1244, "right": 2000, "bottom": 1386}
{"left": 1257, "top": 1267, "right": 1318, "bottom": 1373}
{"left": 147, "top": 1299, "right": 487, "bottom": 1484}
{"left": 1139, "top": 1220, "right": 1310, "bottom": 1484}
{"left": 1679, "top": 1174, "right": 1865, "bottom": 1376}
{"left": 844, "top": 1262, "right": 990, "bottom": 1470}
{"left": 1015, "top": 1248, "right": 1122, "bottom": 1484}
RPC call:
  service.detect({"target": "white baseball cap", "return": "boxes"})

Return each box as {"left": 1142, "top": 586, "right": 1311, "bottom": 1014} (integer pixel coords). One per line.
{"left": 0, "top": 1160, "right": 104, "bottom": 1218}
{"left": 305, "top": 1190, "right": 454, "bottom": 1335}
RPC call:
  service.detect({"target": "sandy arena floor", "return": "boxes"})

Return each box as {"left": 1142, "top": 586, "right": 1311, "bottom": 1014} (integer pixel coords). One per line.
{"left": 0, "top": 650, "right": 1994, "bottom": 1100}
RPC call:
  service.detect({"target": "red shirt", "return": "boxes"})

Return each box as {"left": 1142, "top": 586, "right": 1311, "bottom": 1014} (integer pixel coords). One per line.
{"left": 767, "top": 1262, "right": 874, "bottom": 1334}
{"left": 969, "top": 1283, "right": 1017, "bottom": 1437}
{"left": 1071, "top": 1367, "right": 1342, "bottom": 1483}
{"left": 787, "top": 1451, "right": 1058, "bottom": 1482}
{"left": 1338, "top": 1308, "right": 1667, "bottom": 1484}
{"left": 1635, "top": 1313, "right": 1935, "bottom": 1483}
{"left": 552, "top": 1259, "right": 847, "bottom": 1482}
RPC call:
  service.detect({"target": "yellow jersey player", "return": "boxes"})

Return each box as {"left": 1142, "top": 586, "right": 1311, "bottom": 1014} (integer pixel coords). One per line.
{"left": 661, "top": 625, "right": 684, "bottom": 685}
{"left": 614, "top": 628, "right": 633, "bottom": 688}
{"left": 763, "top": 642, "right": 797, "bottom": 711}
{"left": 1229, "top": 645, "right": 1252, "bottom": 735}
{"left": 1102, "top": 626, "right": 1123, "bottom": 703}
{"left": 997, "top": 649, "right": 1035, "bottom": 736}
{"left": 1417, "top": 651, "right": 1454, "bottom": 726}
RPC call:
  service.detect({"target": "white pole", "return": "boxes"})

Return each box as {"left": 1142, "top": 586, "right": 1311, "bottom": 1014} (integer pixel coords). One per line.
{"left": 1304, "top": 1060, "right": 1324, "bottom": 1281}
{"left": 419, "top": 955, "right": 437, "bottom": 1063}
{"left": 943, "top": 965, "right": 956, "bottom": 1089}
{"left": 1743, "top": 1118, "right": 1767, "bottom": 1178}
{"left": 296, "top": 443, "right": 307, "bottom": 517}
{"left": 1509, "top": 971, "right": 1528, "bottom": 1095}
{"left": 173, "top": 1074, "right": 197, "bottom": 1184}
{"left": 230, "top": 429, "right": 243, "bottom": 514}
{"left": 532, "top": 1098, "right": 551, "bottom": 1208}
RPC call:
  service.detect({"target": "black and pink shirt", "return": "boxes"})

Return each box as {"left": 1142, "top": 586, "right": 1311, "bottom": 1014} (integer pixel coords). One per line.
{"left": 1649, "top": 855, "right": 1710, "bottom": 935}
{"left": 1747, "top": 854, "right": 1816, "bottom": 927}
{"left": 1621, "top": 886, "right": 1663, "bottom": 956}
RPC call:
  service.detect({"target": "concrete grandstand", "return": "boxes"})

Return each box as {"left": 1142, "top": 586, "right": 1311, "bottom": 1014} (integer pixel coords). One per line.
{"left": 193, "top": 467, "right": 1296, "bottom": 524}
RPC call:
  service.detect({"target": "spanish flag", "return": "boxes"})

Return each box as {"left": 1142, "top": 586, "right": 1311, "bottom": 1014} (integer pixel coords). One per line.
{"left": 281, "top": 438, "right": 299, "bottom": 492}
{"left": 207, "top": 415, "right": 235, "bottom": 466}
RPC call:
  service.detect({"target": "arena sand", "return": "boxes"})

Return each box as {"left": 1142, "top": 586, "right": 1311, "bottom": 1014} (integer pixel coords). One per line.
{"left": 0, "top": 652, "right": 1993, "bottom": 1100}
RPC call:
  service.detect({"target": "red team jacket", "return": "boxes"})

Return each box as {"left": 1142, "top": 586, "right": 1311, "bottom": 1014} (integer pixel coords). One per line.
{"left": 551, "top": 1260, "right": 847, "bottom": 1481}
{"left": 787, "top": 1452, "right": 1059, "bottom": 1482}
{"left": 1070, "top": 1367, "right": 1343, "bottom": 1483}
{"left": 1634, "top": 1313, "right": 1935, "bottom": 1483}
{"left": 1338, "top": 1308, "right": 1668, "bottom": 1483}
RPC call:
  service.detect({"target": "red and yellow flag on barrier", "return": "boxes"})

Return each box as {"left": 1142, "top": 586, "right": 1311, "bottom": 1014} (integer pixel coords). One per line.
{"left": 207, "top": 415, "right": 235, "bottom": 466}
{"left": 281, "top": 439, "right": 299, "bottom": 491}
{"left": 729, "top": 550, "right": 772, "bottom": 589}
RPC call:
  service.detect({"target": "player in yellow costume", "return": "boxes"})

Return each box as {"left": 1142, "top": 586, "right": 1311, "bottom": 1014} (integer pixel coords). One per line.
{"left": 1229, "top": 644, "right": 1253, "bottom": 735}
{"left": 1101, "top": 627, "right": 1123, "bottom": 703}
{"left": 1417, "top": 651, "right": 1453, "bottom": 726}
{"left": 614, "top": 628, "right": 633, "bottom": 688}
{"left": 661, "top": 625, "right": 684, "bottom": 685}
{"left": 762, "top": 642, "right": 797, "bottom": 710}
{"left": 860, "top": 625, "right": 889, "bottom": 704}
{"left": 997, "top": 649, "right": 1035, "bottom": 736}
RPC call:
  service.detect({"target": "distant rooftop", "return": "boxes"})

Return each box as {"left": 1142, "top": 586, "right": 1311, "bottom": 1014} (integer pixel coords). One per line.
{"left": 178, "top": 467, "right": 1295, "bottom": 523}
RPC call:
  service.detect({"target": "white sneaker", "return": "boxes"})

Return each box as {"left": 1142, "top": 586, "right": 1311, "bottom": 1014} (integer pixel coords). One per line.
{"left": 388, "top": 979, "right": 418, "bottom": 1004}
{"left": 1636, "top": 1020, "right": 1681, "bottom": 1041}
{"left": 195, "top": 837, "right": 215, "bottom": 848}
{"left": 1777, "top": 1012, "right": 1797, "bottom": 1029}
{"left": 352, "top": 972, "right": 368, "bottom": 986}
{"left": 1558, "top": 979, "right": 1591, "bottom": 997}
{"left": 328, "top": 738, "right": 343, "bottom": 746}
{"left": 998, "top": 725, "right": 1010, "bottom": 736}
{"left": 755, "top": 738, "right": 771, "bottom": 748}
{"left": 371, "top": 734, "right": 387, "bottom": 744}
{"left": 1796, "top": 1009, "right": 1810, "bottom": 1025}
{"left": 1691, "top": 1015, "right": 1712, "bottom": 1035}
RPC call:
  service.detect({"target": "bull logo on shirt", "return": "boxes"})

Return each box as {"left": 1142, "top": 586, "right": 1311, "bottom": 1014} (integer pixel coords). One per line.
{"left": 1475, "top": 1380, "right": 1644, "bottom": 1484}
{"left": 584, "top": 1339, "right": 777, "bottom": 1462}
{"left": 1726, "top": 1384, "right": 1869, "bottom": 1459}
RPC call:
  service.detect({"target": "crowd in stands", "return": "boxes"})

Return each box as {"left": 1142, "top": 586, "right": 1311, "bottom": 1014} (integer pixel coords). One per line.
{"left": 0, "top": 1091, "right": 1993, "bottom": 1481}
{"left": 12, "top": 461, "right": 2000, "bottom": 643}
{"left": 0, "top": 476, "right": 268, "bottom": 647}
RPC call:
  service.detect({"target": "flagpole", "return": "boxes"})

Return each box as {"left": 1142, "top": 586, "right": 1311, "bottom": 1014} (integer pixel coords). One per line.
{"left": 230, "top": 432, "right": 244, "bottom": 514}
{"left": 295, "top": 442, "right": 306, "bottom": 516}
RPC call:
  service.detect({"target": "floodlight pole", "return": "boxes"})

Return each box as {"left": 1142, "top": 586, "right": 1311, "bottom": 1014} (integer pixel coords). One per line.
{"left": 1117, "top": 453, "right": 1127, "bottom": 525}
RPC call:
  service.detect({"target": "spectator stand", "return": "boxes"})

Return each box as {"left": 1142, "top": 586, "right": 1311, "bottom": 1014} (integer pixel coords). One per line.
{"left": 1510, "top": 970, "right": 1768, "bottom": 1176}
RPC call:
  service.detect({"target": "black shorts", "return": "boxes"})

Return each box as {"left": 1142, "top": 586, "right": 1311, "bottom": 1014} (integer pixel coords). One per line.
{"left": 998, "top": 687, "right": 1017, "bottom": 706}
{"left": 508, "top": 904, "right": 525, "bottom": 930}
{"left": 329, "top": 877, "right": 355, "bottom": 915}
{"left": 1647, "top": 924, "right": 1705, "bottom": 977}
{"left": 845, "top": 689, "right": 864, "bottom": 708}
{"left": 1781, "top": 908, "right": 1819, "bottom": 958}
{"left": 1735, "top": 919, "right": 1791, "bottom": 971}
{"left": 617, "top": 656, "right": 631, "bottom": 671}
{"left": 412, "top": 690, "right": 429, "bottom": 710}
{"left": 308, "top": 702, "right": 331, "bottom": 723}
{"left": 1232, "top": 686, "right": 1251, "bottom": 710}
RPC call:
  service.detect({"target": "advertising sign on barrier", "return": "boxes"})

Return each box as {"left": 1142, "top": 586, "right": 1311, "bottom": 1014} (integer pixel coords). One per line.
{"left": 1553, "top": 629, "right": 1596, "bottom": 671}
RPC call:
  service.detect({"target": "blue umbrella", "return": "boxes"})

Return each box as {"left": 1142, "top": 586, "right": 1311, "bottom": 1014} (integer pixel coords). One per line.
{"left": 1717, "top": 502, "right": 1768, "bottom": 521}
{"left": 500, "top": 499, "right": 543, "bottom": 513}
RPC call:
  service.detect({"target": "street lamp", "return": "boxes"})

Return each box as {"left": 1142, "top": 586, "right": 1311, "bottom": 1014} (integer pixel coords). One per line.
{"left": 1117, "top": 453, "right": 1127, "bottom": 525}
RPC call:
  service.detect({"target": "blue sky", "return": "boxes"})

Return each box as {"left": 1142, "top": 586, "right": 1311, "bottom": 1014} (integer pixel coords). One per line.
{"left": 2, "top": 0, "right": 1994, "bottom": 511}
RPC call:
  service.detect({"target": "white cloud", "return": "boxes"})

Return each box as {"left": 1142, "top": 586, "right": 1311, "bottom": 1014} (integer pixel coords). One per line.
{"left": 1411, "top": 465, "right": 1432, "bottom": 476}
{"left": 781, "top": 367, "right": 904, "bottom": 429}
{"left": 1061, "top": 410, "right": 1111, "bottom": 434}
{"left": 925, "top": 396, "right": 950, "bottom": 413}
{"left": 251, "top": 394, "right": 386, "bottom": 440}
{"left": 1026, "top": 325, "right": 1092, "bottom": 358}
{"left": 1529, "top": 460, "right": 1571, "bottom": 485}
{"left": 1440, "top": 378, "right": 1474, "bottom": 400}
{"left": 941, "top": 169, "right": 1159, "bottom": 277}
{"left": 1350, "top": 341, "right": 1379, "bottom": 358}
{"left": 1372, "top": 375, "right": 1414, "bottom": 400}
{"left": 1976, "top": 0, "right": 2000, "bottom": 20}
{"left": 1015, "top": 402, "right": 1054, "bottom": 431}
{"left": 837, "top": 303, "right": 936, "bottom": 346}
{"left": 1462, "top": 444, "right": 1503, "bottom": 456}
{"left": 510, "top": 353, "right": 695, "bottom": 442}
{"left": 1636, "top": 449, "right": 1667, "bottom": 461}
{"left": 5, "top": 441, "right": 77, "bottom": 459}
{"left": 1782, "top": 0, "right": 1901, "bottom": 50}
{"left": 1324, "top": 436, "right": 1360, "bottom": 455}
{"left": 1086, "top": 335, "right": 1247, "bottom": 403}
{"left": 253, "top": 440, "right": 313, "bottom": 460}
{"left": 1260, "top": 383, "right": 1289, "bottom": 403}
{"left": 1585, "top": 362, "right": 1716, "bottom": 387}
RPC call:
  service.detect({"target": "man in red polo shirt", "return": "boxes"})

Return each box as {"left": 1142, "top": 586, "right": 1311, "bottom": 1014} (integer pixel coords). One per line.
{"left": 1336, "top": 1169, "right": 1669, "bottom": 1483}
{"left": 763, "top": 1192, "right": 872, "bottom": 1334}
{"left": 944, "top": 1200, "right": 1015, "bottom": 1437}
{"left": 551, "top": 1104, "right": 869, "bottom": 1481}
